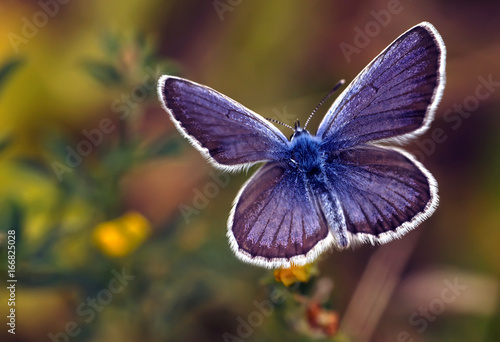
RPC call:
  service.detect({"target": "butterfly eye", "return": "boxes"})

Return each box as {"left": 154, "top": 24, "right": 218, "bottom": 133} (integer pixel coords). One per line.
{"left": 294, "top": 120, "right": 301, "bottom": 130}
{"left": 290, "top": 128, "right": 310, "bottom": 141}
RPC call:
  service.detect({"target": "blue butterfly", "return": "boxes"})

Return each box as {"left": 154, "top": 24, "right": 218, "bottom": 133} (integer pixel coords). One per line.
{"left": 157, "top": 22, "right": 446, "bottom": 268}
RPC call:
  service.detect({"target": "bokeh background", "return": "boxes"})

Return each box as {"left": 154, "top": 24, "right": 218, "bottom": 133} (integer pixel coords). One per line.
{"left": 0, "top": 0, "right": 500, "bottom": 341}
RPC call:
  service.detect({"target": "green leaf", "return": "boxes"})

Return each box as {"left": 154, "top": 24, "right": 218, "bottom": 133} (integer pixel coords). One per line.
{"left": 14, "top": 157, "right": 52, "bottom": 177}
{"left": 44, "top": 133, "right": 70, "bottom": 161}
{"left": 0, "top": 136, "right": 12, "bottom": 154}
{"left": 102, "top": 147, "right": 134, "bottom": 174}
{"left": 101, "top": 32, "right": 121, "bottom": 56}
{"left": 82, "top": 59, "right": 123, "bottom": 86}
{"left": 0, "top": 58, "right": 23, "bottom": 95}
{"left": 1, "top": 201, "right": 23, "bottom": 253}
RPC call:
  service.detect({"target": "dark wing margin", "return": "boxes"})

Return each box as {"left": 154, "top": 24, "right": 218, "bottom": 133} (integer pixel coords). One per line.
{"left": 317, "top": 22, "right": 446, "bottom": 150}
{"left": 158, "top": 76, "right": 289, "bottom": 171}
{"left": 324, "top": 145, "right": 438, "bottom": 245}
{"left": 228, "top": 162, "right": 334, "bottom": 268}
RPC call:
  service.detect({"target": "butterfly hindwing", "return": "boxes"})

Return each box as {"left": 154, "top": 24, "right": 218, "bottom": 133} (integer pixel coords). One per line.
{"left": 317, "top": 22, "right": 446, "bottom": 150}
{"left": 228, "top": 161, "right": 334, "bottom": 268}
{"left": 158, "top": 76, "right": 289, "bottom": 171}
{"left": 323, "top": 144, "right": 438, "bottom": 244}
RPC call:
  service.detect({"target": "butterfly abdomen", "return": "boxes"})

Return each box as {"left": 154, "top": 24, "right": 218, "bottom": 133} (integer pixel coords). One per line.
{"left": 305, "top": 175, "right": 349, "bottom": 249}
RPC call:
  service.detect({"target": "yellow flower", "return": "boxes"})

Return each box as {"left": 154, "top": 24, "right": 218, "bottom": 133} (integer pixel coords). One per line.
{"left": 274, "top": 263, "right": 314, "bottom": 286}
{"left": 92, "top": 211, "right": 151, "bottom": 257}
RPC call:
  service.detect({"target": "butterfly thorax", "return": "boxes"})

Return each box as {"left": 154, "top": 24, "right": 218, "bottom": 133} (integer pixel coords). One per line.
{"left": 288, "top": 129, "right": 324, "bottom": 178}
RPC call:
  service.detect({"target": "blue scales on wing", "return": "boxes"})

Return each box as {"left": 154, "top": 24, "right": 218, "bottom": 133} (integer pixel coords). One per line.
{"left": 323, "top": 144, "right": 438, "bottom": 244}
{"left": 228, "top": 161, "right": 334, "bottom": 268}
{"left": 159, "top": 77, "right": 289, "bottom": 170}
{"left": 317, "top": 24, "right": 445, "bottom": 151}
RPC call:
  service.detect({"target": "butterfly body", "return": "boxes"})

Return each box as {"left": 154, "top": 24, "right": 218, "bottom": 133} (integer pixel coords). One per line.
{"left": 288, "top": 127, "right": 324, "bottom": 178}
{"left": 285, "top": 125, "right": 350, "bottom": 248}
{"left": 158, "top": 22, "right": 446, "bottom": 268}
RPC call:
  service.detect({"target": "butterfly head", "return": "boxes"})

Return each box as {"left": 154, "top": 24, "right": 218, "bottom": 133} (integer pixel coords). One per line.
{"left": 290, "top": 120, "right": 311, "bottom": 140}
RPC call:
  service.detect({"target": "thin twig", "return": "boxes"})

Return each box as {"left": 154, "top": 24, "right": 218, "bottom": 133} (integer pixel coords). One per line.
{"left": 340, "top": 231, "right": 421, "bottom": 341}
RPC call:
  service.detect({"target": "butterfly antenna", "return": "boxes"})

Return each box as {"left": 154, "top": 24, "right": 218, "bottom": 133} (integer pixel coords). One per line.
{"left": 304, "top": 79, "right": 346, "bottom": 129}
{"left": 265, "top": 117, "right": 295, "bottom": 131}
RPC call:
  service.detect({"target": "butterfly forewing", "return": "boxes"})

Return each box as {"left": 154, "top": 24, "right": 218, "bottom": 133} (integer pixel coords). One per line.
{"left": 158, "top": 76, "right": 289, "bottom": 170}
{"left": 317, "top": 22, "right": 446, "bottom": 150}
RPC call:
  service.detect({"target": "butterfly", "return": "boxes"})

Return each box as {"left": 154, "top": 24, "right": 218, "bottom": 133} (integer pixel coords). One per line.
{"left": 157, "top": 22, "right": 446, "bottom": 268}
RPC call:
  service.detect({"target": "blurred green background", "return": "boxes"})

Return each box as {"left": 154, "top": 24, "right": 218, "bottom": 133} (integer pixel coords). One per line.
{"left": 0, "top": 0, "right": 500, "bottom": 341}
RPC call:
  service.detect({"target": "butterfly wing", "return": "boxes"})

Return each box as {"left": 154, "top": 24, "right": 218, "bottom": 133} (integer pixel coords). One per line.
{"left": 158, "top": 76, "right": 289, "bottom": 171}
{"left": 228, "top": 162, "right": 335, "bottom": 268}
{"left": 323, "top": 144, "right": 438, "bottom": 244}
{"left": 317, "top": 22, "right": 446, "bottom": 150}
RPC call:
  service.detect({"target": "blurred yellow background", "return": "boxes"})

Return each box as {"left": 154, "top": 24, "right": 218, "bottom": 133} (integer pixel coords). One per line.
{"left": 0, "top": 0, "right": 500, "bottom": 341}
